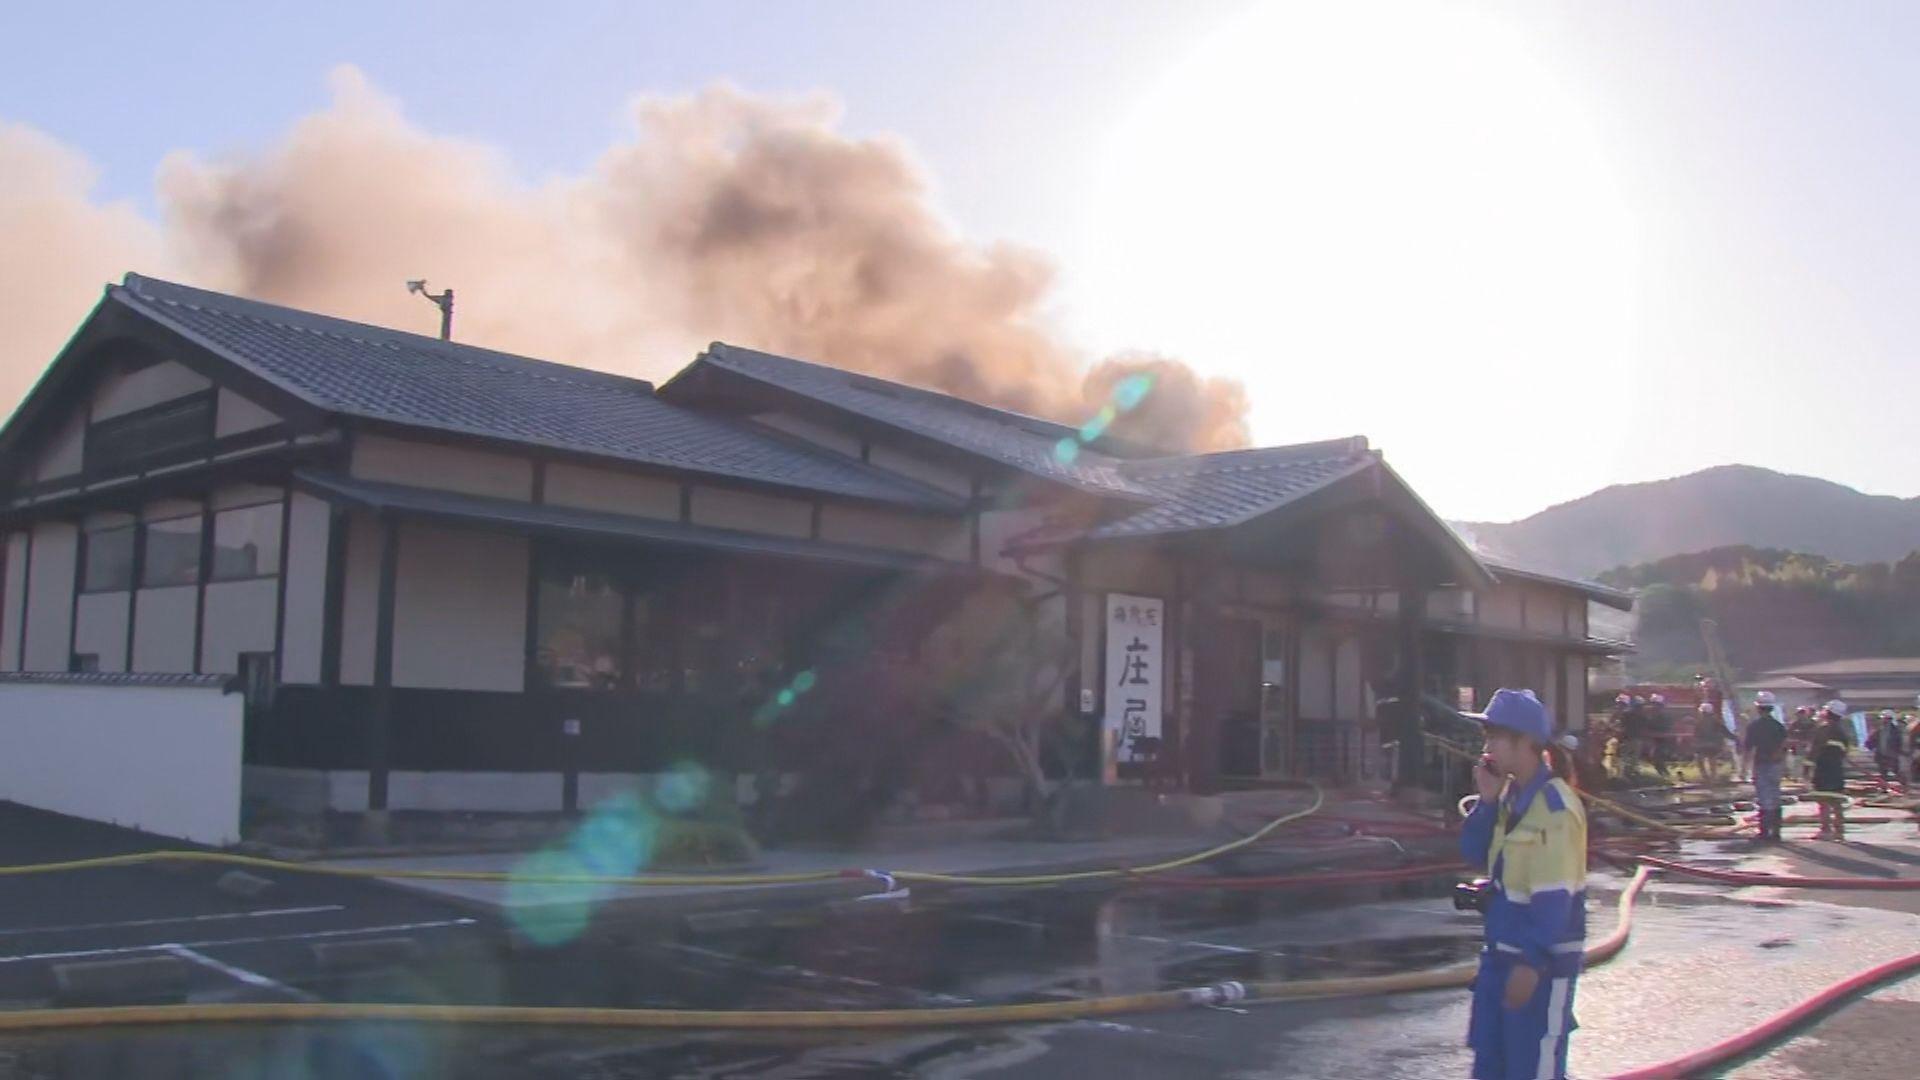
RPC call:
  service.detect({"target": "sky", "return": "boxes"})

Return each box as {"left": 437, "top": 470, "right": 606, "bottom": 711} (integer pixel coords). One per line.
{"left": 2, "top": 1, "right": 1917, "bottom": 522}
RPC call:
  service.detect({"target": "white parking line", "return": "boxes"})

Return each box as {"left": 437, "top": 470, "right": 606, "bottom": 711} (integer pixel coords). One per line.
{"left": 966, "top": 914, "right": 1261, "bottom": 955}
{"left": 0, "top": 906, "right": 346, "bottom": 939}
{"left": 162, "top": 944, "right": 320, "bottom": 1002}
{"left": 0, "top": 918, "right": 475, "bottom": 965}
{"left": 662, "top": 942, "right": 975, "bottom": 1004}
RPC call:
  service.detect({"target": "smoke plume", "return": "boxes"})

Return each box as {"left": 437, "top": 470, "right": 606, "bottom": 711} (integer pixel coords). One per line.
{"left": 2, "top": 67, "right": 1248, "bottom": 452}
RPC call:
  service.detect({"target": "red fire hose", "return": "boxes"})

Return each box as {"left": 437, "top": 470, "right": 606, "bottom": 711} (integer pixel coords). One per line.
{"left": 1636, "top": 855, "right": 1920, "bottom": 891}
{"left": 1606, "top": 950, "right": 1920, "bottom": 1079}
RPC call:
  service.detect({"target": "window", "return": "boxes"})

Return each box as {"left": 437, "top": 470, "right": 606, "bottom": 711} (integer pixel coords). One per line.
{"left": 81, "top": 526, "right": 135, "bottom": 592}
{"left": 211, "top": 502, "right": 282, "bottom": 580}
{"left": 533, "top": 570, "right": 626, "bottom": 690}
{"left": 84, "top": 394, "right": 215, "bottom": 475}
{"left": 142, "top": 515, "right": 202, "bottom": 588}
{"left": 70, "top": 653, "right": 99, "bottom": 673}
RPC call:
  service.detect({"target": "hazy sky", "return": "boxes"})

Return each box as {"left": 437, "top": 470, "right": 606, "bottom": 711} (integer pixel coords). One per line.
{"left": 3, "top": 1, "right": 1916, "bottom": 521}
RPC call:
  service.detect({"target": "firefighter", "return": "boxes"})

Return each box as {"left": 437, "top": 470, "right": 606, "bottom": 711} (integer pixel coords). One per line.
{"left": 1460, "top": 689, "right": 1587, "bottom": 1079}
{"left": 1693, "top": 702, "right": 1729, "bottom": 784}
{"left": 1787, "top": 705, "right": 1818, "bottom": 781}
{"left": 1867, "top": 709, "right": 1906, "bottom": 791}
{"left": 1645, "top": 693, "right": 1673, "bottom": 777}
{"left": 1742, "top": 691, "right": 1788, "bottom": 841}
{"left": 1811, "top": 700, "right": 1853, "bottom": 841}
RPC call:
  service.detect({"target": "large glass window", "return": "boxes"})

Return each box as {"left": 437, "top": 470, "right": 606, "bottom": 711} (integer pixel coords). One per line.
{"left": 211, "top": 502, "right": 282, "bottom": 581}
{"left": 142, "top": 515, "right": 202, "bottom": 588}
{"left": 81, "top": 526, "right": 135, "bottom": 592}
{"left": 534, "top": 570, "right": 626, "bottom": 690}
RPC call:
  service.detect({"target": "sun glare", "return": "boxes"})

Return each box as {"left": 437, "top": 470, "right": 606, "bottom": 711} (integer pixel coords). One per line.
{"left": 1071, "top": 2, "right": 1641, "bottom": 518}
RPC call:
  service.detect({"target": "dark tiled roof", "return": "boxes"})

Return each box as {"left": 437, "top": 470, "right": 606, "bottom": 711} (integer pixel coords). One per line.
{"left": 1479, "top": 558, "right": 1636, "bottom": 610}
{"left": 111, "top": 276, "right": 960, "bottom": 511}
{"left": 681, "top": 344, "right": 1157, "bottom": 498}
{"left": 1084, "top": 439, "right": 1377, "bottom": 539}
{"left": 0, "top": 671, "right": 234, "bottom": 690}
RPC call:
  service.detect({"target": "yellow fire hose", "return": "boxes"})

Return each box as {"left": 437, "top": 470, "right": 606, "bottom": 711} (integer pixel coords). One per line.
{"left": 0, "top": 785, "right": 1326, "bottom": 890}
{"left": 0, "top": 867, "right": 1651, "bottom": 1033}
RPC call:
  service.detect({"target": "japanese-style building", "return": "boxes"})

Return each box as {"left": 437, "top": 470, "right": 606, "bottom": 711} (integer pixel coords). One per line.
{"left": 0, "top": 275, "right": 1632, "bottom": 840}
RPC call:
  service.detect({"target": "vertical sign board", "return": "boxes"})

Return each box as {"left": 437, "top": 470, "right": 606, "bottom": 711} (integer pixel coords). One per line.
{"left": 1104, "top": 593, "right": 1164, "bottom": 769}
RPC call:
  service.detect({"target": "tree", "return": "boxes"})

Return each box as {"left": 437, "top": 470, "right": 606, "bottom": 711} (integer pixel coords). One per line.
{"left": 924, "top": 588, "right": 1081, "bottom": 810}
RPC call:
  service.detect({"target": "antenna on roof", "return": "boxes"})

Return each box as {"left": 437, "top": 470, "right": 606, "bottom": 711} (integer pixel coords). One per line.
{"left": 405, "top": 279, "right": 454, "bottom": 340}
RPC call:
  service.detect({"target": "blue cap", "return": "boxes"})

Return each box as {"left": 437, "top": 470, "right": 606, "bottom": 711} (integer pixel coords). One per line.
{"left": 1466, "top": 688, "right": 1552, "bottom": 744}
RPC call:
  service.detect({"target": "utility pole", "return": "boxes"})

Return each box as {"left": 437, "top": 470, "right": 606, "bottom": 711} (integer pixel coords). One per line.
{"left": 405, "top": 279, "right": 455, "bottom": 340}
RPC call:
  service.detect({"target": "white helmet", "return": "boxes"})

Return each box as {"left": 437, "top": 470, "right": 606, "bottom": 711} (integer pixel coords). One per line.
{"left": 1650, "top": 693, "right": 1665, "bottom": 704}
{"left": 1753, "top": 690, "right": 1776, "bottom": 707}
{"left": 1698, "top": 702, "right": 1715, "bottom": 713}
{"left": 1824, "top": 699, "right": 1849, "bottom": 716}
{"left": 1881, "top": 709, "right": 1897, "bottom": 720}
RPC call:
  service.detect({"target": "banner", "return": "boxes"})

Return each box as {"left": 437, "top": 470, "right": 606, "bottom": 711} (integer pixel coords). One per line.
{"left": 1105, "top": 593, "right": 1164, "bottom": 765}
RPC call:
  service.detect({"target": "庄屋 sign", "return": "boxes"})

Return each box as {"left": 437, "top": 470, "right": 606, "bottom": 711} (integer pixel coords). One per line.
{"left": 1104, "top": 593, "right": 1164, "bottom": 765}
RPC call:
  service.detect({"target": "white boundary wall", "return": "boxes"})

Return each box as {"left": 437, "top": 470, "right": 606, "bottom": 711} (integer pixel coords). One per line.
{"left": 0, "top": 681, "right": 243, "bottom": 845}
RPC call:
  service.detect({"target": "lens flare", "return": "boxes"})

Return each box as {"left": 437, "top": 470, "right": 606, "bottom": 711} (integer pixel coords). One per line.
{"left": 654, "top": 762, "right": 712, "bottom": 815}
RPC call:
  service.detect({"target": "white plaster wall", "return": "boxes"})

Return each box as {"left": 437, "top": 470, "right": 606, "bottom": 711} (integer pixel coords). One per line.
{"left": 131, "top": 586, "right": 197, "bottom": 672}
{"left": 751, "top": 412, "right": 862, "bottom": 457}
{"left": 351, "top": 433, "right": 533, "bottom": 500}
{"left": 339, "top": 513, "right": 380, "bottom": 685}
{"left": 1298, "top": 628, "right": 1333, "bottom": 719}
{"left": 73, "top": 593, "right": 130, "bottom": 671}
{"left": 30, "top": 411, "right": 85, "bottom": 481}
{"left": 1565, "top": 655, "right": 1588, "bottom": 728}
{"left": 689, "top": 486, "right": 812, "bottom": 538}
{"left": 144, "top": 497, "right": 202, "bottom": 522}
{"left": 214, "top": 388, "right": 280, "bottom": 437}
{"left": 865, "top": 443, "right": 973, "bottom": 498}
{"left": 247, "top": 768, "right": 562, "bottom": 813}
{"left": 392, "top": 523, "right": 527, "bottom": 692}
{"left": 23, "top": 522, "right": 77, "bottom": 672}
{"left": 1, "top": 532, "right": 25, "bottom": 671}
{"left": 211, "top": 483, "right": 283, "bottom": 510}
{"left": 280, "top": 494, "right": 331, "bottom": 684}
{"left": 0, "top": 682, "right": 242, "bottom": 845}
{"left": 1336, "top": 635, "right": 1363, "bottom": 721}
{"left": 818, "top": 504, "right": 969, "bottom": 559}
{"left": 1478, "top": 585, "right": 1525, "bottom": 631}
{"left": 978, "top": 506, "right": 1057, "bottom": 576}
{"left": 92, "top": 361, "right": 211, "bottom": 421}
{"left": 200, "top": 577, "right": 279, "bottom": 675}
{"left": 542, "top": 463, "right": 680, "bottom": 519}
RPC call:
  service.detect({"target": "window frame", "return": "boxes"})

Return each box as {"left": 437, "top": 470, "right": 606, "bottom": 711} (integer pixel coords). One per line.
{"left": 78, "top": 524, "right": 137, "bottom": 594}
{"left": 207, "top": 497, "right": 286, "bottom": 583}
{"left": 82, "top": 390, "right": 217, "bottom": 477}
{"left": 139, "top": 512, "right": 205, "bottom": 590}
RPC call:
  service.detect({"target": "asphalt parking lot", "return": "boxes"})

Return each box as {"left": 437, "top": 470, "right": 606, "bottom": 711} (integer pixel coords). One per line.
{"left": 0, "top": 804, "right": 487, "bottom": 1010}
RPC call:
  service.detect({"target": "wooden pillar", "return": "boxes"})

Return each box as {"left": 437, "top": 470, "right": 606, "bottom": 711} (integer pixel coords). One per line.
{"left": 16, "top": 526, "right": 33, "bottom": 672}
{"left": 319, "top": 506, "right": 349, "bottom": 686}
{"left": 367, "top": 515, "right": 400, "bottom": 818}
{"left": 1396, "top": 587, "right": 1428, "bottom": 789}
{"left": 191, "top": 502, "right": 214, "bottom": 674}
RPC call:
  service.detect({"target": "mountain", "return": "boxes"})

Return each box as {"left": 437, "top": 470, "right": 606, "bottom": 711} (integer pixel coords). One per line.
{"left": 1456, "top": 465, "right": 1920, "bottom": 579}
{"left": 1595, "top": 545, "right": 1920, "bottom": 680}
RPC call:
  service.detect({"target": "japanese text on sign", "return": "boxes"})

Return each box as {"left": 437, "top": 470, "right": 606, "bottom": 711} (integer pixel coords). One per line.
{"left": 1104, "top": 594, "right": 1164, "bottom": 765}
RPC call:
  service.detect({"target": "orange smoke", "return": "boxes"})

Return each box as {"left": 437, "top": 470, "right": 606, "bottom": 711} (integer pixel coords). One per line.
{"left": 1, "top": 67, "right": 1247, "bottom": 452}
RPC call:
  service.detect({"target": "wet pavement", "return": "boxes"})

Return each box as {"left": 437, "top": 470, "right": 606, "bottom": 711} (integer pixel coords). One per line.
{"left": 0, "top": 804, "right": 1916, "bottom": 1077}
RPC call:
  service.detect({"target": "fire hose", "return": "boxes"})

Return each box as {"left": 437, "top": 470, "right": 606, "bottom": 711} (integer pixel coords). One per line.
{"left": 0, "top": 866, "right": 1657, "bottom": 1033}
{"left": 1606, "top": 951, "right": 1920, "bottom": 1079}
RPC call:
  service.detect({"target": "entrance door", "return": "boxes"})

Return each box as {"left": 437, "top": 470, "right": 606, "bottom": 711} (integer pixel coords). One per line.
{"left": 1206, "top": 617, "right": 1265, "bottom": 783}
